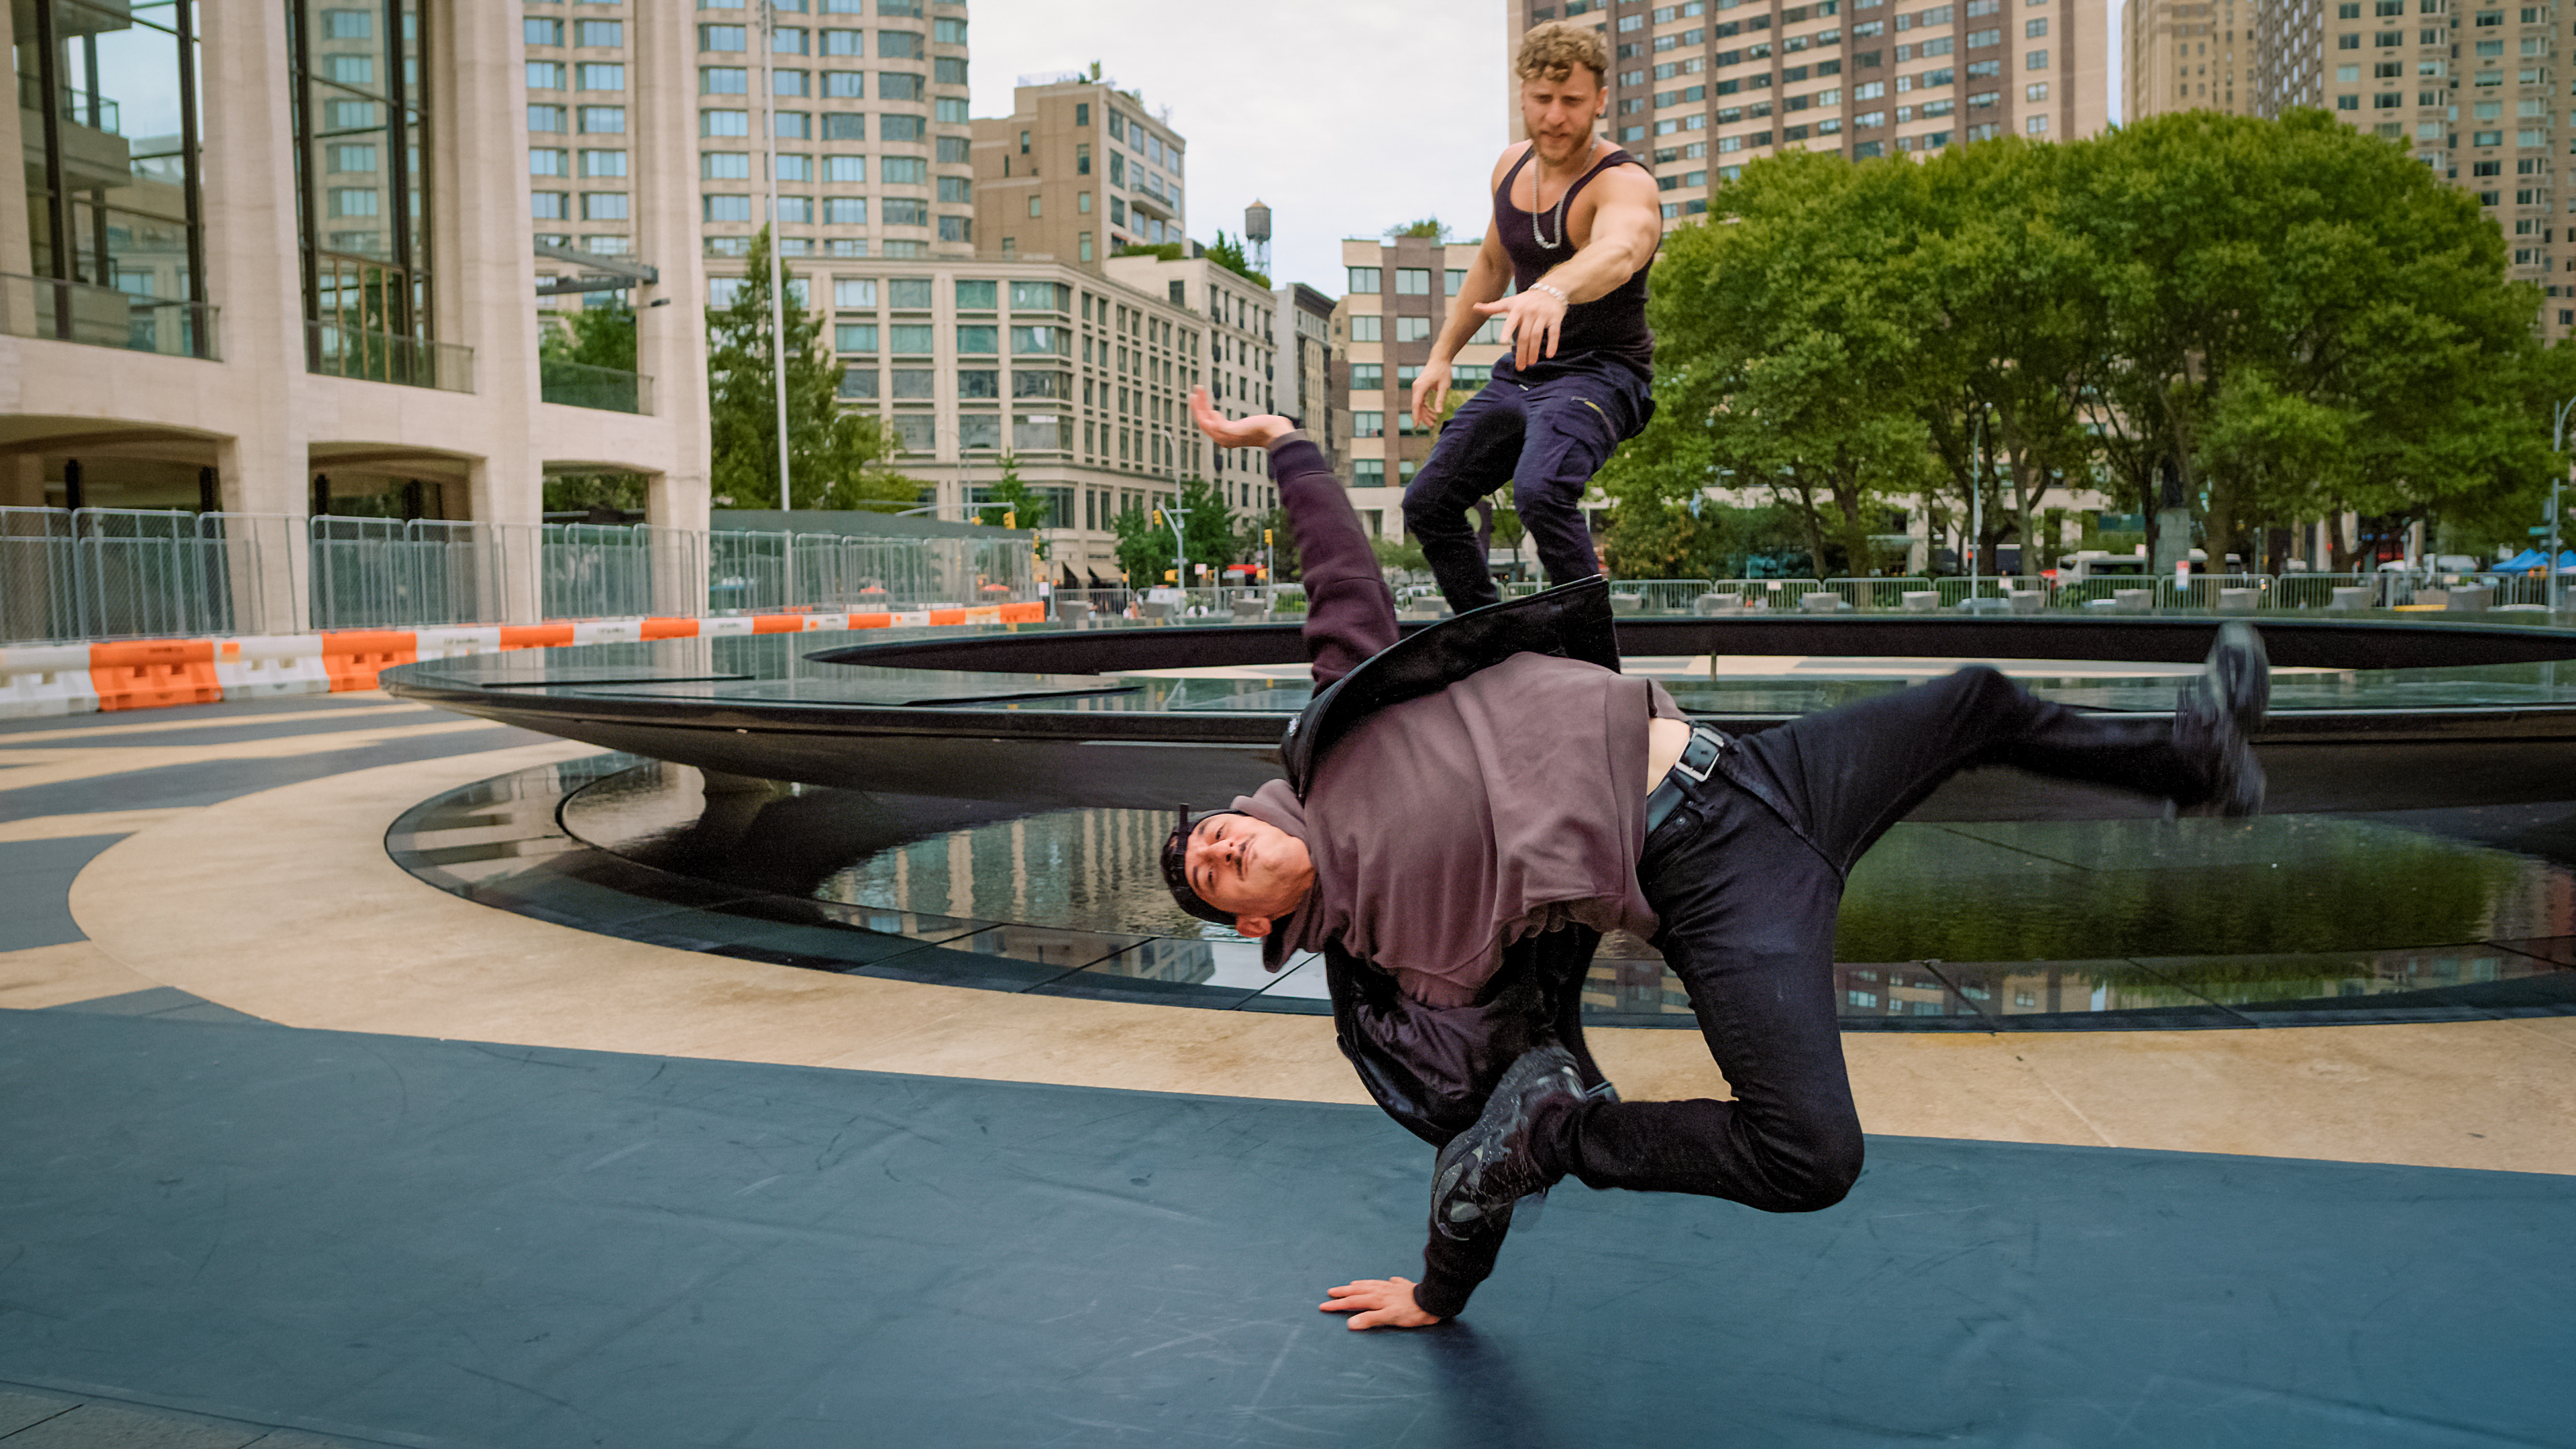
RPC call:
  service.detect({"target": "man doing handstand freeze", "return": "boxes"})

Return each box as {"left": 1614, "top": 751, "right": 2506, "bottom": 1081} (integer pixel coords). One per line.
{"left": 1166, "top": 387, "right": 2271, "bottom": 1330}
{"left": 1402, "top": 21, "right": 1663, "bottom": 615}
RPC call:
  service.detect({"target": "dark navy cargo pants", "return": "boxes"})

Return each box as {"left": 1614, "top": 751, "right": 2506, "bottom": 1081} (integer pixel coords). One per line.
{"left": 1401, "top": 354, "right": 1654, "bottom": 614}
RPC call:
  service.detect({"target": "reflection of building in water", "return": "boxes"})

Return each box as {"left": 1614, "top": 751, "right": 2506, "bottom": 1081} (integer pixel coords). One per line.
{"left": 1111, "top": 937, "right": 1216, "bottom": 986}
{"left": 826, "top": 805, "right": 1211, "bottom": 937}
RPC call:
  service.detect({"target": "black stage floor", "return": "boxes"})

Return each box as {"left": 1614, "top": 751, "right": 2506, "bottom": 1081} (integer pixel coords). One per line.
{"left": 3, "top": 1007, "right": 2568, "bottom": 1449}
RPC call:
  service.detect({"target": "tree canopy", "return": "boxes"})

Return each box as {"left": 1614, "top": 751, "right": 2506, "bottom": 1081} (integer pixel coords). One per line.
{"left": 706, "top": 227, "right": 918, "bottom": 513}
{"left": 1605, "top": 110, "right": 2565, "bottom": 578}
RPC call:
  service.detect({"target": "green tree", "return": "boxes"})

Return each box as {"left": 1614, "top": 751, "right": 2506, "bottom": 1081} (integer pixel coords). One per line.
{"left": 1109, "top": 478, "right": 1238, "bottom": 584}
{"left": 1609, "top": 149, "right": 1932, "bottom": 578}
{"left": 2071, "top": 111, "right": 2548, "bottom": 569}
{"left": 1239, "top": 506, "right": 1299, "bottom": 583}
{"left": 1205, "top": 231, "right": 1271, "bottom": 288}
{"left": 972, "top": 453, "right": 1052, "bottom": 560}
{"left": 707, "top": 227, "right": 919, "bottom": 511}
{"left": 540, "top": 303, "right": 649, "bottom": 513}
{"left": 1385, "top": 217, "right": 1452, "bottom": 241}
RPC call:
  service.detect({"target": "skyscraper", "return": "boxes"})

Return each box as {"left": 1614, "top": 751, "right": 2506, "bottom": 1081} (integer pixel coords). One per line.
{"left": 520, "top": 0, "right": 977, "bottom": 305}
{"left": 2254, "top": 0, "right": 2565, "bottom": 339}
{"left": 970, "top": 76, "right": 1189, "bottom": 266}
{"left": 1507, "top": 0, "right": 2112, "bottom": 211}
{"left": 2127, "top": 0, "right": 2261, "bottom": 121}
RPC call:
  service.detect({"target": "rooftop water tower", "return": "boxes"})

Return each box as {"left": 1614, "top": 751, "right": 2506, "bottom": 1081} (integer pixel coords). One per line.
{"left": 1244, "top": 200, "right": 1271, "bottom": 274}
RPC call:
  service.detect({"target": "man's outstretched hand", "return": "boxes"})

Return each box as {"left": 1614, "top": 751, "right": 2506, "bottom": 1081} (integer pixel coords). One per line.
{"left": 1189, "top": 386, "right": 1293, "bottom": 451}
{"left": 1320, "top": 1275, "right": 1444, "bottom": 1331}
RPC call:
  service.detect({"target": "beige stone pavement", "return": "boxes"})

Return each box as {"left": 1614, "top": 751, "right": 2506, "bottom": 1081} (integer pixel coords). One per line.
{"left": 7, "top": 712, "right": 2571, "bottom": 1179}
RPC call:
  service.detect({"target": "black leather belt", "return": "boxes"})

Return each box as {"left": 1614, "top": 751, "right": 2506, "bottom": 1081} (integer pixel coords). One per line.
{"left": 1645, "top": 722, "right": 1729, "bottom": 836}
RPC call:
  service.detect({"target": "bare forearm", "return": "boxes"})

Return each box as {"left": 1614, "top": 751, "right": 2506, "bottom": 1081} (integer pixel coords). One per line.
{"left": 1538, "top": 227, "right": 1652, "bottom": 305}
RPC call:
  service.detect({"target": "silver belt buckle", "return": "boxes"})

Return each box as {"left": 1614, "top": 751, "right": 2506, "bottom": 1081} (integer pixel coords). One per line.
{"left": 1671, "top": 724, "right": 1723, "bottom": 786}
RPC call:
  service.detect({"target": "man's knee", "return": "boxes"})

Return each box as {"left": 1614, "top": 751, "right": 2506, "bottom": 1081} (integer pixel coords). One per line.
{"left": 1401, "top": 481, "right": 1458, "bottom": 536}
{"left": 1755, "top": 1116, "right": 1864, "bottom": 1214}
{"left": 1509, "top": 472, "right": 1582, "bottom": 522}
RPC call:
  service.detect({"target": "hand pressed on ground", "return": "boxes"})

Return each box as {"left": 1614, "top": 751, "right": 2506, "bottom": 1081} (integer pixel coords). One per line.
{"left": 1320, "top": 1275, "right": 1444, "bottom": 1331}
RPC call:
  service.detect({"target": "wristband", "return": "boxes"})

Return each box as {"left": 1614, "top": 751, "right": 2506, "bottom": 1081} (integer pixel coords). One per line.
{"left": 1532, "top": 282, "right": 1570, "bottom": 304}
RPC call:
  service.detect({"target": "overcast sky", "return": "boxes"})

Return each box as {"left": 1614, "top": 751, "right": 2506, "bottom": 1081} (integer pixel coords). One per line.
{"left": 965, "top": 0, "right": 2125, "bottom": 297}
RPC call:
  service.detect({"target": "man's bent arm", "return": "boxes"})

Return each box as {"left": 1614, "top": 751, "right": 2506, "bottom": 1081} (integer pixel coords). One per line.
{"left": 1272, "top": 433, "right": 1397, "bottom": 687}
{"left": 1536, "top": 167, "right": 1662, "bottom": 303}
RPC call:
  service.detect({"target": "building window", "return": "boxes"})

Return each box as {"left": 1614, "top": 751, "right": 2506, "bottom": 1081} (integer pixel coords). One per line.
{"left": 824, "top": 156, "right": 867, "bottom": 182}
{"left": 938, "top": 215, "right": 972, "bottom": 242}
{"left": 1350, "top": 315, "right": 1382, "bottom": 342}
{"left": 776, "top": 112, "right": 811, "bottom": 139}
{"left": 531, "top": 148, "right": 568, "bottom": 177}
{"left": 582, "top": 193, "right": 628, "bottom": 220}
{"left": 1394, "top": 316, "right": 1432, "bottom": 342}
{"left": 775, "top": 70, "right": 809, "bottom": 97}
{"left": 528, "top": 17, "right": 564, "bottom": 46}
{"left": 702, "top": 109, "right": 751, "bottom": 137}
{"left": 2025, "top": 48, "right": 2048, "bottom": 68}
{"left": 1349, "top": 266, "right": 1383, "bottom": 293}
{"left": 702, "top": 67, "right": 749, "bottom": 94}
{"left": 881, "top": 72, "right": 924, "bottom": 101}
{"left": 528, "top": 60, "right": 566, "bottom": 91}
{"left": 773, "top": 26, "right": 809, "bottom": 54}
{"left": 824, "top": 197, "right": 867, "bottom": 224}
{"left": 823, "top": 113, "right": 867, "bottom": 140}
{"left": 883, "top": 114, "right": 926, "bottom": 142}
{"left": 703, "top": 194, "right": 753, "bottom": 222}
{"left": 824, "top": 28, "right": 863, "bottom": 54}
{"left": 579, "top": 149, "right": 627, "bottom": 178}
{"left": 703, "top": 152, "right": 751, "bottom": 180}
{"left": 1395, "top": 268, "right": 1432, "bottom": 294}
{"left": 529, "top": 104, "right": 567, "bottom": 133}
{"left": 825, "top": 71, "right": 864, "bottom": 97}
{"left": 577, "top": 64, "right": 625, "bottom": 91}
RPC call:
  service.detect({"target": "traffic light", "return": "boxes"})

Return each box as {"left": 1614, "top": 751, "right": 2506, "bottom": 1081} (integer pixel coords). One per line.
{"left": 1004, "top": 510, "right": 1016, "bottom": 529}
{"left": 1152, "top": 509, "right": 1164, "bottom": 528}
{"left": 1263, "top": 528, "right": 1273, "bottom": 546}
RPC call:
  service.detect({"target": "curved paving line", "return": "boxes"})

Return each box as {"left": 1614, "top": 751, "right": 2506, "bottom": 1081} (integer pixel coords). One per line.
{"left": 48, "top": 735, "right": 2576, "bottom": 1175}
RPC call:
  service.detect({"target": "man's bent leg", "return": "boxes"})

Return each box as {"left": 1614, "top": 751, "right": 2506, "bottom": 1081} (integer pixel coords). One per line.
{"left": 1510, "top": 367, "right": 1646, "bottom": 589}
{"left": 1403, "top": 383, "right": 1526, "bottom": 612}
{"left": 1537, "top": 789, "right": 1864, "bottom": 1214}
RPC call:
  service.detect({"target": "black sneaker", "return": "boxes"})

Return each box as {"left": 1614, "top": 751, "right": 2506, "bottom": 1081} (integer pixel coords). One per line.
{"left": 2176, "top": 621, "right": 2269, "bottom": 816}
{"left": 1430, "top": 1043, "right": 1584, "bottom": 1241}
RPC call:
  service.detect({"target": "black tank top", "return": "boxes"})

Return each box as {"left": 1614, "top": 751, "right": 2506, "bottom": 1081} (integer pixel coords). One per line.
{"left": 1492, "top": 145, "right": 1656, "bottom": 379}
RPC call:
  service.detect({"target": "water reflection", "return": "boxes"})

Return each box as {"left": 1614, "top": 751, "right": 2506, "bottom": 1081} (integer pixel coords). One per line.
{"left": 546, "top": 760, "right": 2576, "bottom": 1024}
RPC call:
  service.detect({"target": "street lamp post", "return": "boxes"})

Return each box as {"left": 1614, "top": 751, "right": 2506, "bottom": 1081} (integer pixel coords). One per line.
{"left": 758, "top": 0, "right": 792, "bottom": 513}
{"left": 2552, "top": 396, "right": 2575, "bottom": 615}
{"left": 1159, "top": 425, "right": 1189, "bottom": 592}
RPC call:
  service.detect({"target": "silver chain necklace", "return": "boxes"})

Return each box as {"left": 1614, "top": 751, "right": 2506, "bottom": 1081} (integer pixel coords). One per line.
{"left": 1530, "top": 142, "right": 1596, "bottom": 252}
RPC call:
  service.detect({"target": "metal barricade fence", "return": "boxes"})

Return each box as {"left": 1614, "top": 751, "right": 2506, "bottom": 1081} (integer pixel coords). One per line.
{"left": 1825, "top": 578, "right": 1937, "bottom": 611}
{"left": 309, "top": 517, "right": 536, "bottom": 632}
{"left": 2269, "top": 573, "right": 2375, "bottom": 610}
{"left": 1, "top": 507, "right": 78, "bottom": 643}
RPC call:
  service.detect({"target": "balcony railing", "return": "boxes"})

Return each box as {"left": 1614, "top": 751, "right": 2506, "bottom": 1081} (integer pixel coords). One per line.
{"left": 539, "top": 358, "right": 653, "bottom": 414}
{"left": 17, "top": 72, "right": 119, "bottom": 133}
{"left": 0, "top": 272, "right": 219, "bottom": 359}
{"left": 307, "top": 321, "right": 475, "bottom": 393}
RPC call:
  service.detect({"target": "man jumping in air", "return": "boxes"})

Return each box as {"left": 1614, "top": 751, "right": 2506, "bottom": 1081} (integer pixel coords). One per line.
{"left": 1403, "top": 20, "right": 1664, "bottom": 615}
{"left": 1165, "top": 387, "right": 2270, "bottom": 1329}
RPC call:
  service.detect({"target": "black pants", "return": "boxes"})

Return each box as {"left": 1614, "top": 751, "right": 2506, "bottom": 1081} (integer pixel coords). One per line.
{"left": 1400, "top": 356, "right": 1652, "bottom": 614}
{"left": 1540, "top": 666, "right": 2222, "bottom": 1213}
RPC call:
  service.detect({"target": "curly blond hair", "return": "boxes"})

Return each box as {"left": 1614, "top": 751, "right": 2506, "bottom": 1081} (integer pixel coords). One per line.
{"left": 1515, "top": 19, "right": 1610, "bottom": 88}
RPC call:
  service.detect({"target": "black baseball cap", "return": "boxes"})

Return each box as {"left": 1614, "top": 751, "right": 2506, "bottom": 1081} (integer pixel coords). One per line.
{"left": 1159, "top": 805, "right": 1246, "bottom": 926}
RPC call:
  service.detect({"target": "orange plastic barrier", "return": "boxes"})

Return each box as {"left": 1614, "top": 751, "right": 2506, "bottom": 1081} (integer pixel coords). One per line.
{"left": 319, "top": 631, "right": 419, "bottom": 692}
{"left": 844, "top": 612, "right": 895, "bottom": 630}
{"left": 751, "top": 614, "right": 806, "bottom": 635}
{"left": 926, "top": 608, "right": 968, "bottom": 627}
{"left": 90, "top": 639, "right": 222, "bottom": 711}
{"left": 998, "top": 602, "right": 1044, "bottom": 624}
{"left": 639, "top": 617, "right": 700, "bottom": 640}
{"left": 499, "top": 623, "right": 576, "bottom": 651}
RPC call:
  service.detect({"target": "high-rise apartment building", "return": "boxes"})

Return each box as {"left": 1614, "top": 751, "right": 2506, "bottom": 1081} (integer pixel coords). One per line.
{"left": 2256, "top": 0, "right": 2567, "bottom": 339}
{"left": 2126, "top": 0, "right": 2261, "bottom": 119}
{"left": 1335, "top": 237, "right": 1512, "bottom": 543}
{"left": 1101, "top": 251, "right": 1279, "bottom": 513}
{"left": 3, "top": 0, "right": 706, "bottom": 624}
{"left": 1276, "top": 283, "right": 1344, "bottom": 473}
{"left": 1507, "top": 0, "right": 2111, "bottom": 213}
{"left": 970, "top": 77, "right": 1189, "bottom": 264}
{"left": 519, "top": 0, "right": 976, "bottom": 305}
{"left": 812, "top": 254, "right": 1250, "bottom": 581}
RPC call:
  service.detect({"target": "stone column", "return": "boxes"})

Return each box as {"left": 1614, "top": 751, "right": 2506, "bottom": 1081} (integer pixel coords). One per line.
{"left": 431, "top": 0, "right": 541, "bottom": 535}
{"left": 198, "top": 0, "right": 311, "bottom": 528}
